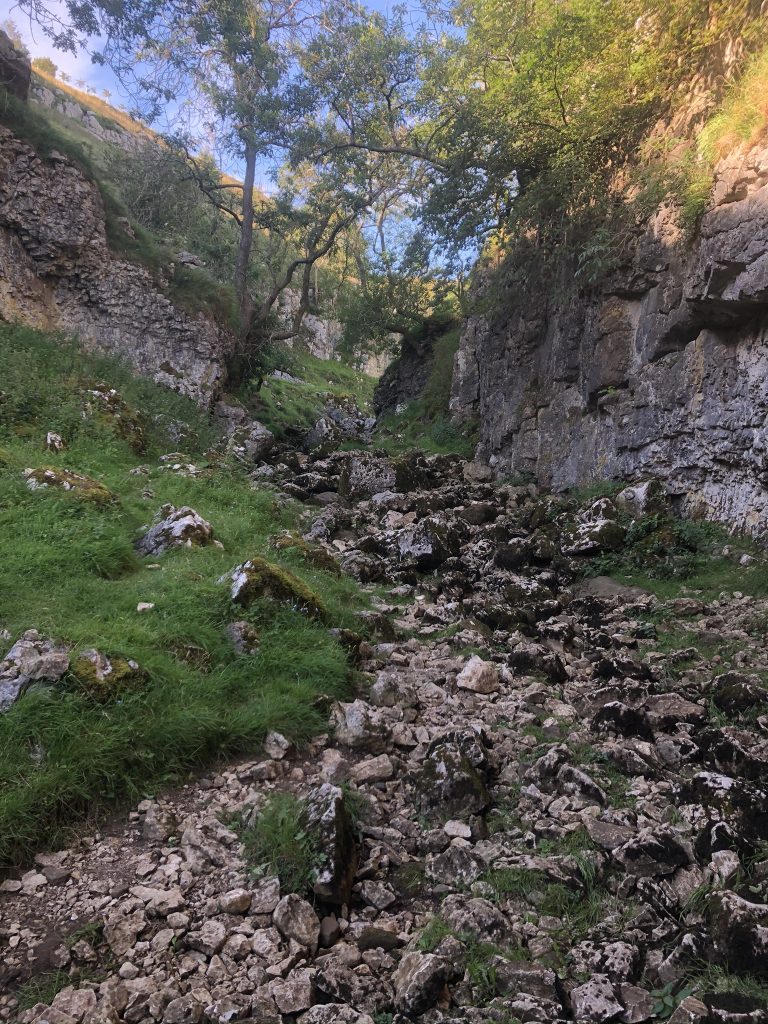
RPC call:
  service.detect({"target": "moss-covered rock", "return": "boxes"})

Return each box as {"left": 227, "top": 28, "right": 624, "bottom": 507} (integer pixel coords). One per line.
{"left": 222, "top": 557, "right": 327, "bottom": 620}
{"left": 271, "top": 533, "right": 341, "bottom": 575}
{"left": 83, "top": 384, "right": 148, "bottom": 454}
{"left": 23, "top": 466, "right": 115, "bottom": 504}
{"left": 70, "top": 649, "right": 147, "bottom": 701}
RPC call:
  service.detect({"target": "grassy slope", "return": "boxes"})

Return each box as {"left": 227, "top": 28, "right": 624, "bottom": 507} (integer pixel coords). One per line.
{"left": 0, "top": 324, "right": 369, "bottom": 865}
{"left": 241, "top": 348, "right": 377, "bottom": 440}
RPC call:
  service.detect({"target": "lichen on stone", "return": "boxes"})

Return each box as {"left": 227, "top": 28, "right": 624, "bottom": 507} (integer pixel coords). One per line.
{"left": 23, "top": 466, "right": 115, "bottom": 503}
{"left": 83, "top": 383, "right": 148, "bottom": 454}
{"left": 222, "top": 556, "right": 328, "bottom": 620}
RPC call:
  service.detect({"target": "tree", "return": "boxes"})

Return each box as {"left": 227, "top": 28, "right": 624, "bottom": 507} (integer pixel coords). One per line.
{"left": 19, "top": 0, "right": 385, "bottom": 363}
{"left": 31, "top": 56, "right": 58, "bottom": 77}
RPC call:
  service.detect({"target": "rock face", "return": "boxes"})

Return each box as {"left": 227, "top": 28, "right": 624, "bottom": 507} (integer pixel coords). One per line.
{"left": 0, "top": 29, "right": 30, "bottom": 100}
{"left": 374, "top": 327, "right": 437, "bottom": 415}
{"left": 0, "top": 126, "right": 232, "bottom": 405}
{"left": 30, "top": 80, "right": 152, "bottom": 155}
{"left": 450, "top": 138, "right": 768, "bottom": 533}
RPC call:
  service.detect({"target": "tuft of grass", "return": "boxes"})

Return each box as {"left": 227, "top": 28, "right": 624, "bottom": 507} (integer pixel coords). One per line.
{"left": 0, "top": 324, "right": 365, "bottom": 864}
{"left": 15, "top": 971, "right": 71, "bottom": 1012}
{"left": 698, "top": 44, "right": 768, "bottom": 163}
{"left": 688, "top": 962, "right": 768, "bottom": 1004}
{"left": 416, "top": 916, "right": 452, "bottom": 952}
{"left": 241, "top": 792, "right": 324, "bottom": 895}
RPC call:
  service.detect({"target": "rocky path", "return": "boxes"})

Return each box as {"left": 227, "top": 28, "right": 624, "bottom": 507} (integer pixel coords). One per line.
{"left": 3, "top": 447, "right": 768, "bottom": 1024}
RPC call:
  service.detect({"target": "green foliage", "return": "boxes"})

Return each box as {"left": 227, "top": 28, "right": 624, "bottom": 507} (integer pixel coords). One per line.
{"left": 241, "top": 792, "right": 324, "bottom": 895}
{"left": 651, "top": 981, "right": 697, "bottom": 1018}
{"left": 0, "top": 324, "right": 366, "bottom": 864}
{"left": 584, "top": 508, "right": 768, "bottom": 600}
{"left": 417, "top": 0, "right": 766, "bottom": 284}
{"left": 568, "top": 480, "right": 626, "bottom": 503}
{"left": 31, "top": 56, "right": 58, "bottom": 77}
{"left": 689, "top": 963, "right": 768, "bottom": 1003}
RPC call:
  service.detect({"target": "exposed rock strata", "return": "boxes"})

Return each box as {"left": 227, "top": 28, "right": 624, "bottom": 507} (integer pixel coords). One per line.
{"left": 0, "top": 126, "right": 232, "bottom": 405}
{"left": 450, "top": 141, "right": 768, "bottom": 533}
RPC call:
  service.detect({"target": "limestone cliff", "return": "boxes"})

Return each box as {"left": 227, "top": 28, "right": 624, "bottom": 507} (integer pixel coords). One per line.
{"left": 451, "top": 139, "right": 768, "bottom": 533}
{"left": 0, "top": 125, "right": 232, "bottom": 405}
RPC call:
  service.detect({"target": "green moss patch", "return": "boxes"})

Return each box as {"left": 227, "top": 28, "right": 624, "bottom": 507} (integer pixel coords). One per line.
{"left": 24, "top": 466, "right": 115, "bottom": 504}
{"left": 228, "top": 556, "right": 328, "bottom": 621}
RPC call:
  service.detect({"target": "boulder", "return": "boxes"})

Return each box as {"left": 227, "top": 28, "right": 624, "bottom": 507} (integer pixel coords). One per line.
{"left": 397, "top": 518, "right": 460, "bottom": 570}
{"left": 83, "top": 385, "right": 147, "bottom": 453}
{"left": 135, "top": 505, "right": 215, "bottom": 557}
{"left": 561, "top": 498, "right": 626, "bottom": 555}
{"left": 222, "top": 557, "right": 326, "bottom": 619}
{"left": 330, "top": 699, "right": 392, "bottom": 753}
{"left": 70, "top": 649, "right": 146, "bottom": 701}
{"left": 710, "top": 891, "right": 768, "bottom": 977}
{"left": 0, "top": 630, "right": 69, "bottom": 711}
{"left": 304, "top": 782, "right": 358, "bottom": 906}
{"left": 614, "top": 826, "right": 693, "bottom": 877}
{"left": 411, "top": 730, "right": 493, "bottom": 821}
{"left": 440, "top": 895, "right": 508, "bottom": 942}
{"left": 269, "top": 969, "right": 315, "bottom": 1014}
{"left": 456, "top": 655, "right": 501, "bottom": 694}
{"left": 24, "top": 466, "right": 114, "bottom": 503}
{"left": 615, "top": 480, "right": 665, "bottom": 518}
{"left": 393, "top": 951, "right": 450, "bottom": 1015}
{"left": 273, "top": 894, "right": 321, "bottom": 952}
{"left": 0, "top": 29, "right": 30, "bottom": 100}
{"left": 570, "top": 974, "right": 624, "bottom": 1022}
{"left": 339, "top": 453, "right": 396, "bottom": 499}
{"left": 225, "top": 420, "right": 274, "bottom": 463}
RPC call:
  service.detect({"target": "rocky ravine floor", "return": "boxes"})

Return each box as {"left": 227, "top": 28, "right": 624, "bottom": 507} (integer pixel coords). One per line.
{"left": 3, "top": 445, "right": 768, "bottom": 1024}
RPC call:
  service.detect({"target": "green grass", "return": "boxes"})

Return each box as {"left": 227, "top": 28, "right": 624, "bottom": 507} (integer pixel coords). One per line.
{"left": 15, "top": 970, "right": 71, "bottom": 1012}
{"left": 0, "top": 324, "right": 368, "bottom": 864}
{"left": 241, "top": 792, "right": 324, "bottom": 895}
{"left": 666, "top": 42, "right": 768, "bottom": 228}
{"left": 240, "top": 347, "right": 376, "bottom": 441}
{"left": 689, "top": 963, "right": 768, "bottom": 1005}
{"left": 374, "top": 327, "right": 478, "bottom": 458}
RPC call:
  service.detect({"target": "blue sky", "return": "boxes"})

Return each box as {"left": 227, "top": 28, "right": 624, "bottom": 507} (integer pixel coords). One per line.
{"left": 2, "top": 0, "right": 115, "bottom": 93}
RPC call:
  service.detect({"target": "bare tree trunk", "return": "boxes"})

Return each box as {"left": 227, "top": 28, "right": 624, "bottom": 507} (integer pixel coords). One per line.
{"left": 234, "top": 137, "right": 257, "bottom": 336}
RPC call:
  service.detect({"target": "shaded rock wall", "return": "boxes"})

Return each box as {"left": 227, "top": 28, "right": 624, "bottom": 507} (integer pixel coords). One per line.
{"left": 451, "top": 141, "right": 768, "bottom": 533}
{"left": 0, "top": 126, "right": 232, "bottom": 405}
{"left": 0, "top": 30, "right": 30, "bottom": 101}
